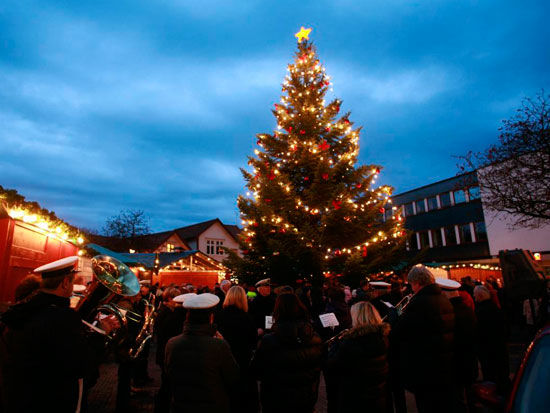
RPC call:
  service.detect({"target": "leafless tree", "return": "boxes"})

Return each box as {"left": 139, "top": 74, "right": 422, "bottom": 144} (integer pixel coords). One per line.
{"left": 102, "top": 209, "right": 151, "bottom": 238}
{"left": 459, "top": 91, "right": 550, "bottom": 228}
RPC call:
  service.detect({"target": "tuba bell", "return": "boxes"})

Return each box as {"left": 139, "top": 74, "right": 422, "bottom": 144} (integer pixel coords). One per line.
{"left": 75, "top": 255, "right": 141, "bottom": 347}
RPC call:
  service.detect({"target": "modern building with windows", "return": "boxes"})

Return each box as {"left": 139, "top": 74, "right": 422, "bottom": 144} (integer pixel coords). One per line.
{"left": 388, "top": 171, "right": 550, "bottom": 268}
{"left": 389, "top": 172, "right": 490, "bottom": 263}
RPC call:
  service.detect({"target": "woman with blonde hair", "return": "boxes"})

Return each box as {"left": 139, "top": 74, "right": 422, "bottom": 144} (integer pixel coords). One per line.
{"left": 217, "top": 286, "right": 258, "bottom": 412}
{"left": 327, "top": 301, "right": 391, "bottom": 413}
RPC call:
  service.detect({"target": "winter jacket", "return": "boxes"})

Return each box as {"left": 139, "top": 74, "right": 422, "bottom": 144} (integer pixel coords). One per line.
{"left": 327, "top": 323, "right": 391, "bottom": 413}
{"left": 249, "top": 293, "right": 276, "bottom": 331}
{"left": 155, "top": 305, "right": 186, "bottom": 366}
{"left": 165, "top": 323, "right": 240, "bottom": 413}
{"left": 251, "top": 319, "right": 322, "bottom": 413}
{"left": 216, "top": 306, "right": 258, "bottom": 370}
{"left": 391, "top": 283, "right": 455, "bottom": 392}
{"left": 475, "top": 299, "right": 510, "bottom": 393}
{"left": 449, "top": 296, "right": 478, "bottom": 385}
{"left": 0, "top": 292, "right": 87, "bottom": 413}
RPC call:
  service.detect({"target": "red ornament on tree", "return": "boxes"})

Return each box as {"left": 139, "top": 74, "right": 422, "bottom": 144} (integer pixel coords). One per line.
{"left": 319, "top": 140, "right": 330, "bottom": 151}
{"left": 362, "top": 245, "right": 368, "bottom": 257}
{"left": 287, "top": 126, "right": 293, "bottom": 132}
{"left": 265, "top": 199, "right": 272, "bottom": 203}
{"left": 304, "top": 176, "right": 310, "bottom": 181}
{"left": 379, "top": 208, "right": 385, "bottom": 214}
{"left": 300, "top": 130, "right": 305, "bottom": 135}
{"left": 356, "top": 183, "right": 362, "bottom": 188}
{"left": 268, "top": 171, "right": 276, "bottom": 180}
{"left": 332, "top": 200, "right": 342, "bottom": 210}
{"left": 322, "top": 173, "right": 329, "bottom": 180}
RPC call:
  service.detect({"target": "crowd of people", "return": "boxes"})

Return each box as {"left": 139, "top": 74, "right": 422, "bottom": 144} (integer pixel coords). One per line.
{"left": 0, "top": 256, "right": 538, "bottom": 413}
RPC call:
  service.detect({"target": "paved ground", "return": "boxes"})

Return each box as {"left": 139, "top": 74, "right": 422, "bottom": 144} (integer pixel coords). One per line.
{"left": 88, "top": 332, "right": 530, "bottom": 413}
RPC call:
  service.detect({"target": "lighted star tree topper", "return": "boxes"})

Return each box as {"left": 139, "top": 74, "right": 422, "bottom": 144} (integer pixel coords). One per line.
{"left": 226, "top": 28, "right": 406, "bottom": 286}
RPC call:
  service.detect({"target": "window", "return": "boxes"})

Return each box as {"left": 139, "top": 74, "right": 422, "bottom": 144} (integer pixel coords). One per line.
{"left": 384, "top": 208, "right": 393, "bottom": 222}
{"left": 166, "top": 243, "right": 174, "bottom": 252}
{"left": 454, "top": 189, "right": 466, "bottom": 204}
{"left": 458, "top": 223, "right": 472, "bottom": 243}
{"left": 427, "top": 196, "right": 438, "bottom": 211}
{"left": 415, "top": 200, "right": 426, "bottom": 214}
{"left": 404, "top": 203, "right": 414, "bottom": 216}
{"left": 216, "top": 240, "right": 224, "bottom": 255}
{"left": 418, "top": 231, "right": 430, "bottom": 248}
{"left": 431, "top": 229, "right": 443, "bottom": 247}
{"left": 474, "top": 221, "right": 488, "bottom": 242}
{"left": 444, "top": 226, "right": 457, "bottom": 245}
{"left": 409, "top": 233, "right": 419, "bottom": 250}
{"left": 468, "top": 186, "right": 481, "bottom": 200}
{"left": 439, "top": 192, "right": 452, "bottom": 208}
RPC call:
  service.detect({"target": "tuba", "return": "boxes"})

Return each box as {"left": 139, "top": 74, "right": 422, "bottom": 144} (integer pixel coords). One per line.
{"left": 75, "top": 255, "right": 141, "bottom": 348}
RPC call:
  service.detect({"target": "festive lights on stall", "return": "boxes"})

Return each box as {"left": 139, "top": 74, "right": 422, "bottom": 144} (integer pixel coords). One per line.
{"left": 6, "top": 207, "right": 84, "bottom": 245}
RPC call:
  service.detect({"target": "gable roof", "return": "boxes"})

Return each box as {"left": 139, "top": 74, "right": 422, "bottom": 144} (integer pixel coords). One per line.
{"left": 174, "top": 218, "right": 239, "bottom": 242}
{"left": 223, "top": 224, "right": 241, "bottom": 240}
{"left": 86, "top": 231, "right": 188, "bottom": 253}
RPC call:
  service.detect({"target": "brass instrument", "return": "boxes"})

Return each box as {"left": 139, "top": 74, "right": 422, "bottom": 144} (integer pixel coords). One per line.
{"left": 128, "top": 294, "right": 156, "bottom": 359}
{"left": 381, "top": 293, "right": 413, "bottom": 322}
{"left": 76, "top": 255, "right": 141, "bottom": 347}
{"left": 324, "top": 328, "right": 351, "bottom": 347}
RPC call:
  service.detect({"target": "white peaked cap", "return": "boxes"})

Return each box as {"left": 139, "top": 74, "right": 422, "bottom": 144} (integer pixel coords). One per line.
{"left": 183, "top": 293, "right": 220, "bottom": 309}
{"left": 173, "top": 293, "right": 197, "bottom": 303}
{"left": 370, "top": 281, "right": 391, "bottom": 288}
{"left": 34, "top": 256, "right": 79, "bottom": 278}
{"left": 73, "top": 284, "right": 86, "bottom": 293}
{"left": 436, "top": 278, "right": 461, "bottom": 290}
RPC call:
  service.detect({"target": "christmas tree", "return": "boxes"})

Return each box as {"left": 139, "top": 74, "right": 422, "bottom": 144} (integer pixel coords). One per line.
{"left": 226, "top": 28, "right": 405, "bottom": 286}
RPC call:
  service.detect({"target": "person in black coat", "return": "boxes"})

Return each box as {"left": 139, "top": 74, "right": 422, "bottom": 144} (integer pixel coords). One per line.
{"left": 474, "top": 285, "right": 510, "bottom": 395}
{"left": 438, "top": 278, "right": 478, "bottom": 413}
{"left": 391, "top": 265, "right": 455, "bottom": 413}
{"left": 0, "top": 257, "right": 112, "bottom": 413}
{"left": 327, "top": 301, "right": 391, "bottom": 413}
{"left": 153, "top": 287, "right": 185, "bottom": 413}
{"left": 249, "top": 278, "right": 276, "bottom": 337}
{"left": 251, "top": 293, "right": 323, "bottom": 413}
{"left": 165, "top": 293, "right": 239, "bottom": 413}
{"left": 217, "top": 286, "right": 259, "bottom": 413}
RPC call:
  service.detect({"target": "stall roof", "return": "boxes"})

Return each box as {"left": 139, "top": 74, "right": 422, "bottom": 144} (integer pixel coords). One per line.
{"left": 85, "top": 243, "right": 198, "bottom": 269}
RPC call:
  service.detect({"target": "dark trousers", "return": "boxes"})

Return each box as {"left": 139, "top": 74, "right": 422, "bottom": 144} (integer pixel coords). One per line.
{"left": 116, "top": 360, "right": 135, "bottom": 413}
{"left": 414, "top": 388, "right": 455, "bottom": 413}
{"left": 154, "top": 369, "right": 171, "bottom": 413}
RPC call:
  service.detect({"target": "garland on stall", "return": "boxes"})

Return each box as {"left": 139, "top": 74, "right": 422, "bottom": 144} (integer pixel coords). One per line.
{"left": 0, "top": 185, "right": 84, "bottom": 245}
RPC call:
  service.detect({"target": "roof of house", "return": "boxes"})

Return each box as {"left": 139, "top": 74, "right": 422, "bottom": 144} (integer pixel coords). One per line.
{"left": 174, "top": 218, "right": 241, "bottom": 242}
{"left": 88, "top": 218, "right": 241, "bottom": 253}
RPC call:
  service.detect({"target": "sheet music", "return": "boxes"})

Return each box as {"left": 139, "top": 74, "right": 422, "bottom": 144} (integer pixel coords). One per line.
{"left": 265, "top": 316, "right": 273, "bottom": 329}
{"left": 319, "top": 312, "right": 340, "bottom": 328}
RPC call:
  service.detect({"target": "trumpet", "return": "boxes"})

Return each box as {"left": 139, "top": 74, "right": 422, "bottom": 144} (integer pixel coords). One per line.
{"left": 381, "top": 293, "right": 413, "bottom": 321}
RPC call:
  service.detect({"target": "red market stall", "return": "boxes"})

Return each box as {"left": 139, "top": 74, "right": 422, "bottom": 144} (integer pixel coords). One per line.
{"left": 0, "top": 210, "right": 79, "bottom": 304}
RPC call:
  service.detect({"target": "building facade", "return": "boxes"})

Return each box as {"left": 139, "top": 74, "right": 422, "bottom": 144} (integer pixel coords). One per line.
{"left": 389, "top": 172, "right": 490, "bottom": 263}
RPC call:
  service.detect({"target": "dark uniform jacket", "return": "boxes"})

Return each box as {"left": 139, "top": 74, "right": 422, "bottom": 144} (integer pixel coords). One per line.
{"left": 392, "top": 283, "right": 455, "bottom": 392}
{"left": 216, "top": 306, "right": 257, "bottom": 370}
{"left": 155, "top": 305, "right": 186, "bottom": 367}
{"left": 165, "top": 323, "right": 239, "bottom": 413}
{"left": 249, "top": 293, "right": 276, "bottom": 331}
{"left": 327, "top": 323, "right": 391, "bottom": 413}
{"left": 449, "top": 296, "right": 477, "bottom": 385}
{"left": 251, "top": 320, "right": 322, "bottom": 413}
{"left": 0, "top": 292, "right": 87, "bottom": 413}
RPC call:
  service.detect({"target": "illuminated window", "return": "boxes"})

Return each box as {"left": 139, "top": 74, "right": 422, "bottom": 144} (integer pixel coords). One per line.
{"left": 166, "top": 243, "right": 174, "bottom": 252}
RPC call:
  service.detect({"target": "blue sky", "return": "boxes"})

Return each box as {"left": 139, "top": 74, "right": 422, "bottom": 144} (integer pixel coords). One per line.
{"left": 1, "top": 0, "right": 548, "bottom": 232}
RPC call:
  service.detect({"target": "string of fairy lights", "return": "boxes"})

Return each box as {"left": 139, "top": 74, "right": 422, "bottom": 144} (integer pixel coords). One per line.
{"left": 238, "top": 27, "right": 405, "bottom": 259}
